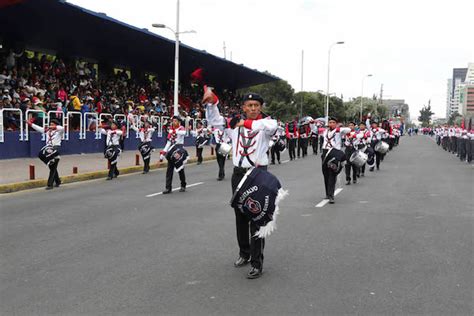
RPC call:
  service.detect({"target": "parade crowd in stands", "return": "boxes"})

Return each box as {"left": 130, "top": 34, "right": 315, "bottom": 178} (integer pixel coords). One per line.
{"left": 0, "top": 50, "right": 241, "bottom": 132}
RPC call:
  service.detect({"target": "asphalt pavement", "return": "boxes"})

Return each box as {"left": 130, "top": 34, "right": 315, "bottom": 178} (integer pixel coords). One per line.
{"left": 0, "top": 136, "right": 472, "bottom": 315}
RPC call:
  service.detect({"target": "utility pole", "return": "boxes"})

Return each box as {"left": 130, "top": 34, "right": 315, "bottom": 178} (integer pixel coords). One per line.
{"left": 300, "top": 49, "right": 304, "bottom": 119}
{"left": 223, "top": 41, "right": 227, "bottom": 59}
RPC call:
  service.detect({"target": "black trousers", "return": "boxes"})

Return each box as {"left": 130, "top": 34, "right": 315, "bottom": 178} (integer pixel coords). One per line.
{"left": 451, "top": 136, "right": 457, "bottom": 153}
{"left": 467, "top": 140, "right": 473, "bottom": 163}
{"left": 321, "top": 150, "right": 338, "bottom": 199}
{"left": 231, "top": 167, "right": 266, "bottom": 269}
{"left": 298, "top": 138, "right": 308, "bottom": 157}
{"left": 165, "top": 161, "right": 186, "bottom": 190}
{"left": 288, "top": 138, "right": 297, "bottom": 160}
{"left": 216, "top": 144, "right": 226, "bottom": 179}
{"left": 458, "top": 138, "right": 467, "bottom": 161}
{"left": 196, "top": 146, "right": 203, "bottom": 163}
{"left": 108, "top": 161, "right": 120, "bottom": 178}
{"left": 344, "top": 148, "right": 358, "bottom": 181}
{"left": 311, "top": 135, "right": 318, "bottom": 154}
{"left": 143, "top": 157, "right": 150, "bottom": 172}
{"left": 47, "top": 158, "right": 61, "bottom": 187}
{"left": 270, "top": 145, "right": 280, "bottom": 163}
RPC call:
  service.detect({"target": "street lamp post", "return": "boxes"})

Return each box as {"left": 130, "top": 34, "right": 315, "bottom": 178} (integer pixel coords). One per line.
{"left": 152, "top": 0, "right": 196, "bottom": 117}
{"left": 325, "top": 41, "right": 344, "bottom": 125}
{"left": 360, "top": 74, "right": 373, "bottom": 122}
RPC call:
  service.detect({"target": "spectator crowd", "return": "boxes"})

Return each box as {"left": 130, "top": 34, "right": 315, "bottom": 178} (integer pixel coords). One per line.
{"left": 0, "top": 49, "right": 242, "bottom": 133}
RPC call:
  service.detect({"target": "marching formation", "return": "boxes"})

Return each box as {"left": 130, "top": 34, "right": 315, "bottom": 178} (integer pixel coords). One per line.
{"left": 434, "top": 125, "right": 474, "bottom": 163}
{"left": 26, "top": 88, "right": 404, "bottom": 280}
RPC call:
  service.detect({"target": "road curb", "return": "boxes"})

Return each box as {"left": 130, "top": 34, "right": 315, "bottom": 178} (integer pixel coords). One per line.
{"left": 0, "top": 155, "right": 216, "bottom": 194}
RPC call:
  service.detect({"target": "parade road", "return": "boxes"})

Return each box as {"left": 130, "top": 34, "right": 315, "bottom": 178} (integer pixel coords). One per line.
{"left": 1, "top": 136, "right": 472, "bottom": 315}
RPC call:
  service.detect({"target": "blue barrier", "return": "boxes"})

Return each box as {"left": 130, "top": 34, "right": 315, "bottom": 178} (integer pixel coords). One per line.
{"left": 0, "top": 131, "right": 197, "bottom": 160}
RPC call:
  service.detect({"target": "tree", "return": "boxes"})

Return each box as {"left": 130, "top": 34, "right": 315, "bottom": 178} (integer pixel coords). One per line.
{"left": 244, "top": 79, "right": 294, "bottom": 107}
{"left": 418, "top": 105, "right": 434, "bottom": 127}
{"left": 448, "top": 111, "right": 462, "bottom": 125}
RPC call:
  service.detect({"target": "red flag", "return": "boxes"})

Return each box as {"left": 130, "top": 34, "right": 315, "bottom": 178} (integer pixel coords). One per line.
{"left": 190, "top": 68, "right": 204, "bottom": 83}
{"left": 461, "top": 117, "right": 465, "bottom": 129}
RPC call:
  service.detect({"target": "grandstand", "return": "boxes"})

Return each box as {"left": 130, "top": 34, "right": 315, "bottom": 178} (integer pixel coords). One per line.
{"left": 0, "top": 0, "right": 278, "bottom": 159}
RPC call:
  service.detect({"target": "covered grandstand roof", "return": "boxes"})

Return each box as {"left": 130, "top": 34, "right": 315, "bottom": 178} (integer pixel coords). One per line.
{"left": 0, "top": 0, "right": 279, "bottom": 89}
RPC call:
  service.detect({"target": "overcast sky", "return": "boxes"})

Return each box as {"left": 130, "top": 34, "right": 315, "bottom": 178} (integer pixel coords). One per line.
{"left": 69, "top": 0, "right": 473, "bottom": 119}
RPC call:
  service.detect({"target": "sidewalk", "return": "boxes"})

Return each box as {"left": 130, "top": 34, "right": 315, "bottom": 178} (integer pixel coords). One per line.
{"left": 0, "top": 146, "right": 215, "bottom": 192}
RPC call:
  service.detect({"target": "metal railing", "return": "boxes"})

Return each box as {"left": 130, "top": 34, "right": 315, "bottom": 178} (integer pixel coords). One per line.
{"left": 25, "top": 109, "right": 47, "bottom": 141}
{"left": 67, "top": 111, "right": 83, "bottom": 140}
{"left": 83, "top": 112, "right": 99, "bottom": 139}
{"left": 1, "top": 110, "right": 199, "bottom": 143}
{"left": 0, "top": 108, "right": 24, "bottom": 143}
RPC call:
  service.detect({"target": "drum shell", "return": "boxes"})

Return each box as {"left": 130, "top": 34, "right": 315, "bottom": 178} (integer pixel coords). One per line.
{"left": 349, "top": 150, "right": 368, "bottom": 167}
{"left": 217, "top": 142, "right": 232, "bottom": 156}
{"left": 375, "top": 141, "right": 389, "bottom": 154}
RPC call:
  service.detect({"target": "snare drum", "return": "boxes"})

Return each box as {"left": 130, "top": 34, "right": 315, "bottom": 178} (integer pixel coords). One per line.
{"left": 349, "top": 150, "right": 368, "bottom": 167}
{"left": 217, "top": 142, "right": 232, "bottom": 156}
{"left": 374, "top": 141, "right": 389, "bottom": 154}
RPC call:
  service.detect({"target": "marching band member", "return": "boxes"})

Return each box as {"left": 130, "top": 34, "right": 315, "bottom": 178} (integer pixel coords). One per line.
{"left": 205, "top": 88, "right": 279, "bottom": 279}
{"left": 297, "top": 121, "right": 311, "bottom": 158}
{"left": 369, "top": 121, "right": 386, "bottom": 171}
{"left": 160, "top": 116, "right": 188, "bottom": 194}
{"left": 270, "top": 121, "right": 285, "bottom": 164}
{"left": 310, "top": 120, "right": 319, "bottom": 155}
{"left": 130, "top": 118, "right": 156, "bottom": 174}
{"left": 192, "top": 121, "right": 210, "bottom": 165}
{"left": 211, "top": 118, "right": 230, "bottom": 181}
{"left": 100, "top": 121, "right": 123, "bottom": 180}
{"left": 357, "top": 121, "right": 371, "bottom": 177}
{"left": 344, "top": 122, "right": 362, "bottom": 185}
{"left": 285, "top": 118, "right": 298, "bottom": 160}
{"left": 28, "top": 118, "right": 64, "bottom": 190}
{"left": 321, "top": 117, "right": 351, "bottom": 204}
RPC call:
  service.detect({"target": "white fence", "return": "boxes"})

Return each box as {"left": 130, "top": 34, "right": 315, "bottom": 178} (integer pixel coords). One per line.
{"left": 0, "top": 110, "right": 198, "bottom": 143}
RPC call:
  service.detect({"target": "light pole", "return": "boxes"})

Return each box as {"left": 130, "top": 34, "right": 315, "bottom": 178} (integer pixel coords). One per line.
{"left": 325, "top": 41, "right": 344, "bottom": 125}
{"left": 360, "top": 74, "right": 373, "bottom": 122}
{"left": 300, "top": 49, "right": 304, "bottom": 119}
{"left": 152, "top": 0, "right": 196, "bottom": 117}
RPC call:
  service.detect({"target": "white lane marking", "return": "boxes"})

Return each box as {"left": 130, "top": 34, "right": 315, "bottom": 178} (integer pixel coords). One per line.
{"left": 301, "top": 214, "right": 312, "bottom": 217}
{"left": 281, "top": 160, "right": 290, "bottom": 164}
{"left": 359, "top": 200, "right": 369, "bottom": 204}
{"left": 146, "top": 182, "right": 204, "bottom": 197}
{"left": 315, "top": 188, "right": 343, "bottom": 208}
{"left": 315, "top": 199, "right": 329, "bottom": 208}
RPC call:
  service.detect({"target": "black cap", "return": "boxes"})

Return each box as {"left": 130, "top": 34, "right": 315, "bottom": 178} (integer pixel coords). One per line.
{"left": 50, "top": 119, "right": 61, "bottom": 125}
{"left": 242, "top": 93, "right": 264, "bottom": 105}
{"left": 359, "top": 121, "right": 366, "bottom": 126}
{"left": 371, "top": 120, "right": 379, "bottom": 125}
{"left": 348, "top": 121, "right": 356, "bottom": 125}
{"left": 328, "top": 116, "right": 338, "bottom": 123}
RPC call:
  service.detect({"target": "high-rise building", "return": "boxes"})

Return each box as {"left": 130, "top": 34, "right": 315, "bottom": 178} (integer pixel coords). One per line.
{"left": 446, "top": 79, "right": 452, "bottom": 118}
{"left": 459, "top": 63, "right": 474, "bottom": 117}
{"left": 447, "top": 67, "right": 468, "bottom": 118}
{"left": 382, "top": 99, "right": 410, "bottom": 120}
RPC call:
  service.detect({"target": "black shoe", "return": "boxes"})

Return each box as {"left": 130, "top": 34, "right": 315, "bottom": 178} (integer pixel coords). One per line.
{"left": 179, "top": 187, "right": 186, "bottom": 192}
{"left": 162, "top": 189, "right": 172, "bottom": 194}
{"left": 278, "top": 160, "right": 281, "bottom": 164}
{"left": 369, "top": 167, "right": 374, "bottom": 172}
{"left": 217, "top": 177, "right": 224, "bottom": 181}
{"left": 346, "top": 180, "right": 351, "bottom": 185}
{"left": 234, "top": 257, "right": 250, "bottom": 268}
{"left": 329, "top": 197, "right": 335, "bottom": 204}
{"left": 376, "top": 166, "right": 380, "bottom": 170}
{"left": 361, "top": 173, "right": 365, "bottom": 177}
{"left": 45, "top": 186, "right": 53, "bottom": 190}
{"left": 142, "top": 171, "right": 149, "bottom": 174}
{"left": 106, "top": 177, "right": 113, "bottom": 180}
{"left": 353, "top": 179, "right": 357, "bottom": 184}
{"left": 196, "top": 161, "right": 202, "bottom": 165}
{"left": 247, "top": 266, "right": 263, "bottom": 279}
{"left": 271, "top": 161, "right": 275, "bottom": 165}
{"left": 55, "top": 181, "right": 61, "bottom": 187}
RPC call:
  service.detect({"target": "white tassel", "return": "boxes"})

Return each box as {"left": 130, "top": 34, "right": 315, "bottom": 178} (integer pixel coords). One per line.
{"left": 254, "top": 189, "right": 289, "bottom": 238}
